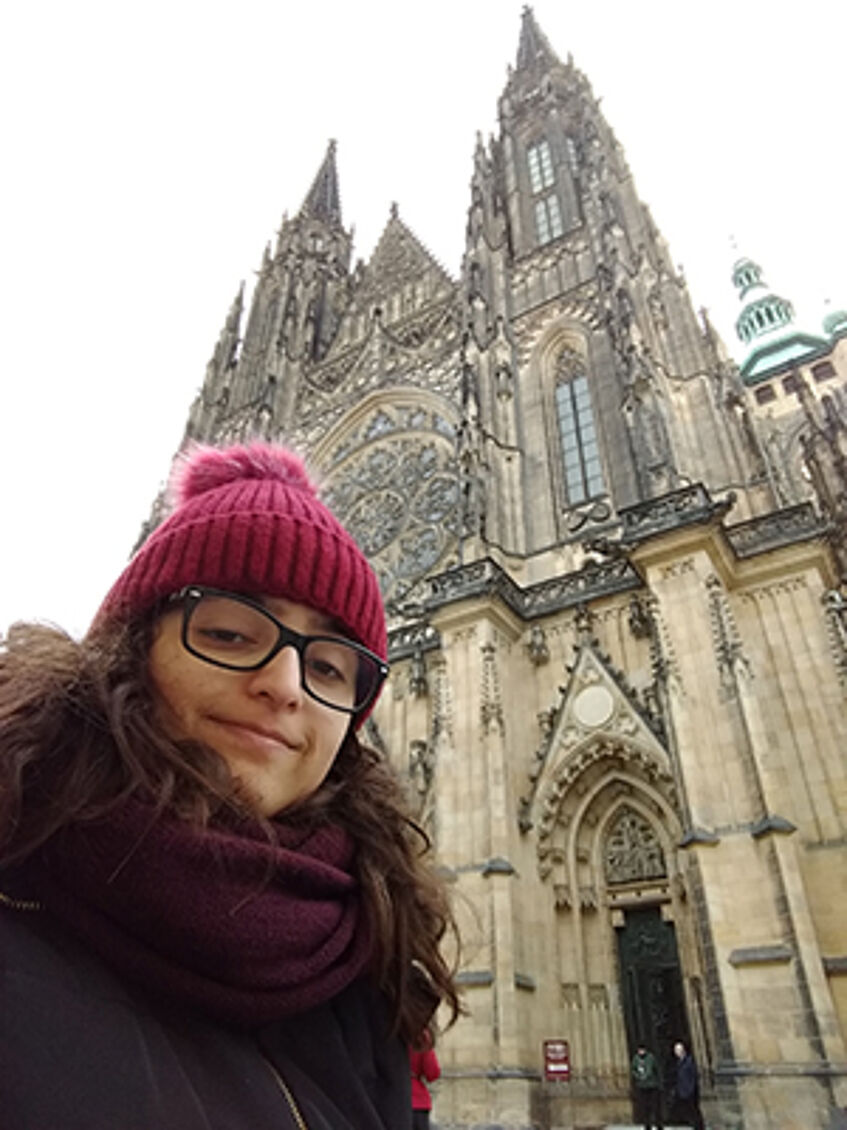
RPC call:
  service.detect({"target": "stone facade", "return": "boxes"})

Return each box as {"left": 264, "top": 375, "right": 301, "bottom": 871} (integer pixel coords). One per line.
{"left": 171, "top": 11, "right": 847, "bottom": 1128}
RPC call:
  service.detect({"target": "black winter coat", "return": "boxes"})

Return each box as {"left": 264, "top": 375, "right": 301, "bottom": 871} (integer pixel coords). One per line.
{"left": 675, "top": 1052, "right": 699, "bottom": 1100}
{"left": 0, "top": 907, "right": 410, "bottom": 1130}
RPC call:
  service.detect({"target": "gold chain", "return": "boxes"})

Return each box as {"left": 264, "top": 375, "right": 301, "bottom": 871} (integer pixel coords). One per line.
{"left": 262, "top": 1055, "right": 309, "bottom": 1130}
{"left": 0, "top": 890, "right": 42, "bottom": 912}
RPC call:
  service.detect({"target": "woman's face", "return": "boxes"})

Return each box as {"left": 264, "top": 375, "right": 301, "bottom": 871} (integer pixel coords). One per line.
{"left": 148, "top": 594, "right": 351, "bottom": 817}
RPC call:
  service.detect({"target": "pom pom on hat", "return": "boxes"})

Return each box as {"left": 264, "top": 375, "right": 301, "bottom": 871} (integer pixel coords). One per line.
{"left": 169, "top": 443, "right": 318, "bottom": 508}
{"left": 95, "top": 441, "right": 387, "bottom": 672}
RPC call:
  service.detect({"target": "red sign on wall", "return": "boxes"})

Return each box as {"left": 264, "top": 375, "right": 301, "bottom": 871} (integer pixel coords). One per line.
{"left": 543, "top": 1039, "right": 570, "bottom": 1082}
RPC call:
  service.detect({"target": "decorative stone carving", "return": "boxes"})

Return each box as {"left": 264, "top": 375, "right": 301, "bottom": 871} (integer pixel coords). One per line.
{"left": 579, "top": 885, "right": 598, "bottom": 911}
{"left": 526, "top": 625, "right": 550, "bottom": 666}
{"left": 725, "top": 503, "right": 824, "bottom": 559}
{"left": 534, "top": 738, "right": 675, "bottom": 877}
{"left": 823, "top": 589, "right": 847, "bottom": 687}
{"left": 659, "top": 558, "right": 695, "bottom": 581}
{"left": 647, "top": 283, "right": 668, "bottom": 330}
{"left": 556, "top": 345, "right": 586, "bottom": 385}
{"left": 562, "top": 983, "right": 581, "bottom": 1007}
{"left": 408, "top": 646, "right": 429, "bottom": 698}
{"left": 490, "top": 316, "right": 515, "bottom": 400}
{"left": 521, "top": 628, "right": 676, "bottom": 839}
{"left": 387, "top": 619, "right": 440, "bottom": 662}
{"left": 573, "top": 603, "right": 595, "bottom": 641}
{"left": 409, "top": 739, "right": 435, "bottom": 800}
{"left": 480, "top": 642, "right": 504, "bottom": 733}
{"left": 588, "top": 983, "right": 609, "bottom": 1007}
{"left": 519, "top": 702, "right": 563, "bottom": 831}
{"left": 705, "top": 574, "right": 751, "bottom": 699}
{"left": 456, "top": 349, "right": 488, "bottom": 546}
{"left": 797, "top": 384, "right": 847, "bottom": 574}
{"left": 426, "top": 555, "right": 641, "bottom": 621}
{"left": 627, "top": 594, "right": 653, "bottom": 640}
{"left": 429, "top": 654, "right": 454, "bottom": 744}
{"left": 604, "top": 806, "right": 667, "bottom": 884}
{"left": 554, "top": 883, "right": 572, "bottom": 911}
{"left": 619, "top": 483, "right": 733, "bottom": 543}
{"left": 537, "top": 707, "right": 556, "bottom": 738}
{"left": 610, "top": 707, "right": 639, "bottom": 736}
{"left": 565, "top": 498, "right": 613, "bottom": 533}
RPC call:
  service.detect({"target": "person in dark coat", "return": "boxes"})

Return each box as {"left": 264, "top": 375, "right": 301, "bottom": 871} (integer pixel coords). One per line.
{"left": 631, "top": 1043, "right": 664, "bottom": 1130}
{"left": 409, "top": 1036, "right": 441, "bottom": 1129}
{"left": 0, "top": 441, "right": 460, "bottom": 1130}
{"left": 673, "top": 1040, "right": 705, "bottom": 1130}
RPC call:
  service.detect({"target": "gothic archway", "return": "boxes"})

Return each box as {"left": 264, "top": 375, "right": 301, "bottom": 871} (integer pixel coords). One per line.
{"left": 529, "top": 735, "right": 684, "bottom": 1093}
{"left": 600, "top": 804, "right": 689, "bottom": 1091}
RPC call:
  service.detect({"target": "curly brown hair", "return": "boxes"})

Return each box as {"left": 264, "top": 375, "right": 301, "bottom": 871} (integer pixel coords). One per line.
{"left": 0, "top": 617, "right": 460, "bottom": 1043}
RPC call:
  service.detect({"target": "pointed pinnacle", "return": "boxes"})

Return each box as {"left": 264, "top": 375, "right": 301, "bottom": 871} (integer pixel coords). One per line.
{"left": 299, "top": 139, "right": 342, "bottom": 226}
{"left": 516, "top": 6, "right": 561, "bottom": 72}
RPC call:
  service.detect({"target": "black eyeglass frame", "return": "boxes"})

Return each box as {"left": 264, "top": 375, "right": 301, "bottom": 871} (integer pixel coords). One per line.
{"left": 169, "top": 585, "right": 389, "bottom": 716}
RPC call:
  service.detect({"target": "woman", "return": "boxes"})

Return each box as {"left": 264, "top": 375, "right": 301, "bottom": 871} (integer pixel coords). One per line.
{"left": 0, "top": 441, "right": 459, "bottom": 1130}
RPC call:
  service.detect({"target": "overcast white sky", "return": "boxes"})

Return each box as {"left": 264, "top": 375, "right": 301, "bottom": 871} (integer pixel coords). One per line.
{"left": 1, "top": 0, "right": 844, "bottom": 636}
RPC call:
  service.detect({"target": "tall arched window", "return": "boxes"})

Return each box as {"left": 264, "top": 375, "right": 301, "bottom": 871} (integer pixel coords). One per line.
{"left": 555, "top": 347, "right": 606, "bottom": 504}
{"left": 527, "top": 139, "right": 555, "bottom": 192}
{"left": 527, "top": 139, "right": 563, "bottom": 246}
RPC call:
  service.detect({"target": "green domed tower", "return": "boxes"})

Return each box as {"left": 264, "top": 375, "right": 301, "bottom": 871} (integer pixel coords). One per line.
{"left": 733, "top": 254, "right": 828, "bottom": 383}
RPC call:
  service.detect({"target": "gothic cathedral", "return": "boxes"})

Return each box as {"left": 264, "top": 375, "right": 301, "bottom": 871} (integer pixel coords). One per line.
{"left": 175, "top": 11, "right": 847, "bottom": 1129}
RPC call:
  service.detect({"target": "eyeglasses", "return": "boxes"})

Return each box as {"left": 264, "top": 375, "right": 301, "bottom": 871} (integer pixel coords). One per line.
{"left": 170, "top": 586, "right": 389, "bottom": 715}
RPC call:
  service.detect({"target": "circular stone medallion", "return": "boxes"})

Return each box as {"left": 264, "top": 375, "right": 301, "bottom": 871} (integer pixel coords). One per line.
{"left": 572, "top": 684, "right": 614, "bottom": 728}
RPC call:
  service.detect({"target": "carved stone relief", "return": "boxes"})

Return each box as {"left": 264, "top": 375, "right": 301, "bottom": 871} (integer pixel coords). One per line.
{"left": 604, "top": 805, "right": 667, "bottom": 884}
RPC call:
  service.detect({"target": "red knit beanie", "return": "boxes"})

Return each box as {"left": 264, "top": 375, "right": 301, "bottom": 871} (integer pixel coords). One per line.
{"left": 95, "top": 442, "right": 387, "bottom": 665}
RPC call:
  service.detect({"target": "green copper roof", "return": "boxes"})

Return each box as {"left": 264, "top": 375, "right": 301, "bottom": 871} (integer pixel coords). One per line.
{"left": 731, "top": 253, "right": 831, "bottom": 381}
{"left": 741, "top": 330, "right": 831, "bottom": 383}
{"left": 823, "top": 306, "right": 847, "bottom": 337}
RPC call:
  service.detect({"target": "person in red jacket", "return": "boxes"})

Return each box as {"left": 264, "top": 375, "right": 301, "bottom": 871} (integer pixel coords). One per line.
{"left": 410, "top": 1038, "right": 441, "bottom": 1129}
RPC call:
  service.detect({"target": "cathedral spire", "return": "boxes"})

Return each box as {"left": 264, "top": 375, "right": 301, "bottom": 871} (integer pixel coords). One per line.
{"left": 225, "top": 280, "right": 244, "bottom": 332}
{"left": 299, "top": 139, "right": 342, "bottom": 226}
{"left": 515, "top": 6, "right": 561, "bottom": 72}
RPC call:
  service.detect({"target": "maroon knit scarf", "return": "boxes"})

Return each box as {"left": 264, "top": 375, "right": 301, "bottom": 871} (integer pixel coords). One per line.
{"left": 24, "top": 799, "right": 372, "bottom": 1028}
